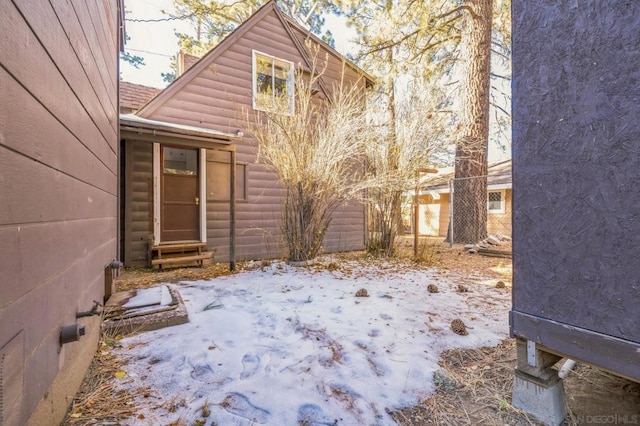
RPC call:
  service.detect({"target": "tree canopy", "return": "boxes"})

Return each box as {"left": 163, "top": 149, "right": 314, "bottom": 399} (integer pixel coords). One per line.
{"left": 171, "top": 0, "right": 344, "bottom": 56}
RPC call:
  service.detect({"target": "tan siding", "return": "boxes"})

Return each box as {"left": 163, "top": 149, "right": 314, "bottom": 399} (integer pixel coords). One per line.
{"left": 0, "top": 1, "right": 119, "bottom": 424}
{"left": 436, "top": 190, "right": 512, "bottom": 238}
{"left": 487, "top": 189, "right": 512, "bottom": 236}
{"left": 438, "top": 194, "right": 451, "bottom": 237}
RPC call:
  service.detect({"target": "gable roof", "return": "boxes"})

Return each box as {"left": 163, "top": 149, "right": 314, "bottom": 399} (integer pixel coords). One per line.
{"left": 120, "top": 81, "right": 161, "bottom": 112}
{"left": 420, "top": 159, "right": 512, "bottom": 193}
{"left": 278, "top": 7, "right": 375, "bottom": 85}
{"left": 136, "top": 0, "right": 373, "bottom": 117}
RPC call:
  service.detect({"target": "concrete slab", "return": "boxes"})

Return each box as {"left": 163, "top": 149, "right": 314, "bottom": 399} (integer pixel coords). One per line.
{"left": 102, "top": 285, "right": 189, "bottom": 335}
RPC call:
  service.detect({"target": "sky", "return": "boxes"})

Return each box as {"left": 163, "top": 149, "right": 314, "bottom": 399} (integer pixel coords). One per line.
{"left": 112, "top": 257, "right": 511, "bottom": 424}
{"left": 121, "top": 0, "right": 356, "bottom": 89}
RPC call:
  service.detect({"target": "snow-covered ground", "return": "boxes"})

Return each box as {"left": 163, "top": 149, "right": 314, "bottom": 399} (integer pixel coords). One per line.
{"left": 113, "top": 258, "right": 511, "bottom": 425}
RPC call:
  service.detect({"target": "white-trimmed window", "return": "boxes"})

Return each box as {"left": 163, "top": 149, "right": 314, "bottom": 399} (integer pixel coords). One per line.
{"left": 487, "top": 190, "right": 506, "bottom": 214}
{"left": 252, "top": 50, "right": 294, "bottom": 114}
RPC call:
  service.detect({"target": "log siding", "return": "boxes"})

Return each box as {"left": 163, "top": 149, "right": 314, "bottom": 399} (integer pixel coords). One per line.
{"left": 129, "top": 3, "right": 368, "bottom": 263}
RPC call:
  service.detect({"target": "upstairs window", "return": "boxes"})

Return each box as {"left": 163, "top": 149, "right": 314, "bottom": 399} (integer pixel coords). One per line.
{"left": 252, "top": 51, "right": 294, "bottom": 114}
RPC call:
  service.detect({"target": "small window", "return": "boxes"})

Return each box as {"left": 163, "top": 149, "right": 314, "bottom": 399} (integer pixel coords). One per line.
{"left": 488, "top": 190, "right": 506, "bottom": 214}
{"left": 163, "top": 147, "right": 197, "bottom": 175}
{"left": 252, "top": 51, "right": 294, "bottom": 114}
{"left": 207, "top": 161, "right": 247, "bottom": 201}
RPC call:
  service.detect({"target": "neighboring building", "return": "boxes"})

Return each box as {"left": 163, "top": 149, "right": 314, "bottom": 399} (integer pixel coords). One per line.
{"left": 120, "top": 81, "right": 161, "bottom": 113}
{"left": 120, "top": 0, "right": 374, "bottom": 267}
{"left": 119, "top": 54, "right": 197, "bottom": 115}
{"left": 411, "top": 160, "right": 512, "bottom": 237}
{"left": 0, "top": 1, "right": 122, "bottom": 425}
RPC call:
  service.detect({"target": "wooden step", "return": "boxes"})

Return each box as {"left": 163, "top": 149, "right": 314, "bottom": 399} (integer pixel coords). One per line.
{"left": 151, "top": 252, "right": 212, "bottom": 266}
{"left": 148, "top": 241, "right": 212, "bottom": 269}
{"left": 152, "top": 242, "right": 206, "bottom": 253}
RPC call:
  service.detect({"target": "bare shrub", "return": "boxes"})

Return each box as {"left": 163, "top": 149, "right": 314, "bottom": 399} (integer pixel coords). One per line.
{"left": 363, "top": 78, "right": 452, "bottom": 256}
{"left": 249, "top": 45, "right": 368, "bottom": 262}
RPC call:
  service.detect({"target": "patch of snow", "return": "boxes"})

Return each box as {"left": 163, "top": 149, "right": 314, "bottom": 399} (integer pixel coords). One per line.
{"left": 114, "top": 260, "right": 510, "bottom": 425}
{"left": 123, "top": 285, "right": 172, "bottom": 309}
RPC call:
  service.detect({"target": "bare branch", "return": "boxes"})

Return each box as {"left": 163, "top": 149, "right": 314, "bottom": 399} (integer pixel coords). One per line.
{"left": 431, "top": 5, "right": 481, "bottom": 22}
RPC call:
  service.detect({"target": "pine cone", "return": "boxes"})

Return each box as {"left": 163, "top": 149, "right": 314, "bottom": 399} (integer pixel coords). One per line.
{"left": 457, "top": 284, "right": 469, "bottom": 293}
{"left": 427, "top": 284, "right": 439, "bottom": 294}
{"left": 450, "top": 319, "right": 468, "bottom": 336}
{"left": 355, "top": 288, "right": 369, "bottom": 297}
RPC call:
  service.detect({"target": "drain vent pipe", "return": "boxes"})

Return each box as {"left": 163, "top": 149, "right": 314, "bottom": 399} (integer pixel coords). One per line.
{"left": 558, "top": 359, "right": 577, "bottom": 379}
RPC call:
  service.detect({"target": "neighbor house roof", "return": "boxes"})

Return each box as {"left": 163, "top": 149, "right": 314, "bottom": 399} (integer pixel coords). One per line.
{"left": 420, "top": 159, "right": 512, "bottom": 193}
{"left": 136, "top": 0, "right": 374, "bottom": 117}
{"left": 120, "top": 81, "right": 161, "bottom": 113}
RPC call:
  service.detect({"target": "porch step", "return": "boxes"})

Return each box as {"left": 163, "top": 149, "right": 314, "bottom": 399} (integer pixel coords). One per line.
{"left": 149, "top": 242, "right": 212, "bottom": 269}
{"left": 150, "top": 252, "right": 213, "bottom": 267}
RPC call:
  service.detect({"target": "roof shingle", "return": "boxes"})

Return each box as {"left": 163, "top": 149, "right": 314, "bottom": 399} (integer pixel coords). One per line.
{"left": 120, "top": 81, "right": 162, "bottom": 113}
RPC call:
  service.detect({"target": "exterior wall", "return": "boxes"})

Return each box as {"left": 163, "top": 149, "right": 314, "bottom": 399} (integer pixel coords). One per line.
{"left": 124, "top": 141, "right": 154, "bottom": 266}
{"left": 512, "top": 2, "right": 640, "bottom": 380}
{"left": 0, "top": 1, "right": 119, "bottom": 424}
{"left": 289, "top": 24, "right": 368, "bottom": 91}
{"left": 138, "top": 6, "right": 366, "bottom": 262}
{"left": 487, "top": 189, "right": 512, "bottom": 236}
{"left": 438, "top": 193, "right": 450, "bottom": 237}
{"left": 432, "top": 190, "right": 512, "bottom": 238}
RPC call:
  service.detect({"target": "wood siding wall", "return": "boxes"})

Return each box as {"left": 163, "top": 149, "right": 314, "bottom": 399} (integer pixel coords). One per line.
{"left": 0, "top": 1, "right": 119, "bottom": 424}
{"left": 136, "top": 8, "right": 365, "bottom": 262}
{"left": 124, "top": 141, "right": 154, "bottom": 265}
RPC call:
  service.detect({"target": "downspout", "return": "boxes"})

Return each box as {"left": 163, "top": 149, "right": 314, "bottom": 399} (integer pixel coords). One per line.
{"left": 116, "top": 0, "right": 124, "bottom": 263}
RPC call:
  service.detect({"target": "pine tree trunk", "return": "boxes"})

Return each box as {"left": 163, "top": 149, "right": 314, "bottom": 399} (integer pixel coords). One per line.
{"left": 451, "top": 0, "right": 493, "bottom": 244}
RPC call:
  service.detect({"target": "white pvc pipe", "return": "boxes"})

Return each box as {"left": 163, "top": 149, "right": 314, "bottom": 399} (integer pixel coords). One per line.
{"left": 558, "top": 359, "right": 577, "bottom": 379}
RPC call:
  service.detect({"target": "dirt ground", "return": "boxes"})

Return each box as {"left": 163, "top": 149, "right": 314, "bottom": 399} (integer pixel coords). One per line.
{"left": 64, "top": 240, "right": 639, "bottom": 425}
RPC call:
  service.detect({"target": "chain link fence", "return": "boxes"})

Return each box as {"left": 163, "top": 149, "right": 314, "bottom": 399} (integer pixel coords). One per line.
{"left": 410, "top": 174, "right": 512, "bottom": 246}
{"left": 448, "top": 175, "right": 512, "bottom": 246}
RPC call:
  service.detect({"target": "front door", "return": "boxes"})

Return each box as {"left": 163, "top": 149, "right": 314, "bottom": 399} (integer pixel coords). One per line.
{"left": 161, "top": 146, "right": 200, "bottom": 241}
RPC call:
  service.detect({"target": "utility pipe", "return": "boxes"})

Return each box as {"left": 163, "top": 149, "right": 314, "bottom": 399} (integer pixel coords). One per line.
{"left": 558, "top": 359, "right": 577, "bottom": 379}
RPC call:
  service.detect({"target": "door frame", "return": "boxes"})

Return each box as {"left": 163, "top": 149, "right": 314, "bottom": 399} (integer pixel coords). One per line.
{"left": 153, "top": 143, "right": 207, "bottom": 244}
